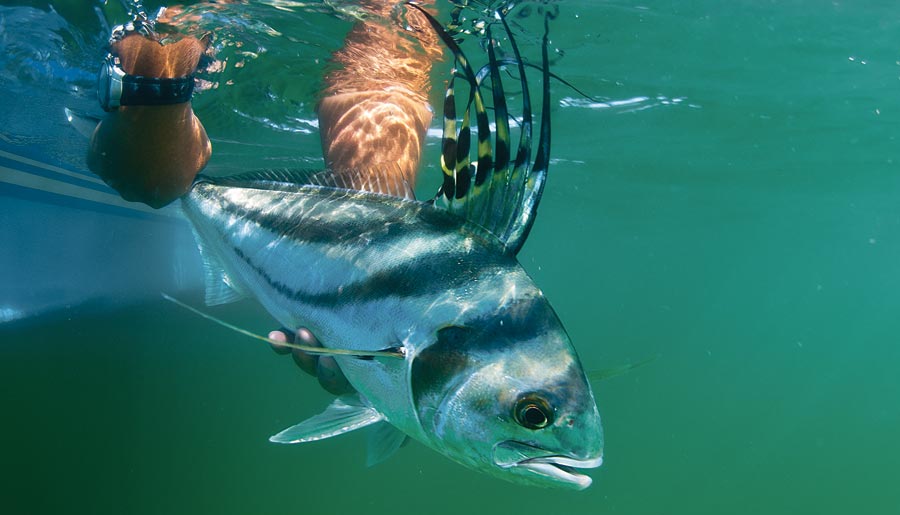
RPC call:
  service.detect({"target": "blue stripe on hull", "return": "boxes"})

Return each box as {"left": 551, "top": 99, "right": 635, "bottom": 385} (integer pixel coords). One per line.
{"left": 0, "top": 180, "right": 179, "bottom": 225}
{"left": 0, "top": 149, "right": 180, "bottom": 223}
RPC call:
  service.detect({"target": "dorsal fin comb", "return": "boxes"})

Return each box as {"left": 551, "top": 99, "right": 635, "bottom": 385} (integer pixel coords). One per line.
{"left": 409, "top": 3, "right": 553, "bottom": 255}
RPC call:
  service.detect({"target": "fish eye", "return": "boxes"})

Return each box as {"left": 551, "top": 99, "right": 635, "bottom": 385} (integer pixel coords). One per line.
{"left": 514, "top": 394, "right": 553, "bottom": 430}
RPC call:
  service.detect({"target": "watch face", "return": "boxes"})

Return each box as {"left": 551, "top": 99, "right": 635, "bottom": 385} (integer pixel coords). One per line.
{"left": 97, "top": 55, "right": 125, "bottom": 111}
{"left": 97, "top": 59, "right": 111, "bottom": 110}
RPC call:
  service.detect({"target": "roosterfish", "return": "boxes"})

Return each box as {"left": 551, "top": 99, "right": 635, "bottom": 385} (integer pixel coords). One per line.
{"left": 179, "top": 5, "right": 604, "bottom": 489}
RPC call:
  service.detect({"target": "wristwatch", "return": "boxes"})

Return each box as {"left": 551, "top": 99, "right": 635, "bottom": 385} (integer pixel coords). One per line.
{"left": 97, "top": 53, "right": 195, "bottom": 111}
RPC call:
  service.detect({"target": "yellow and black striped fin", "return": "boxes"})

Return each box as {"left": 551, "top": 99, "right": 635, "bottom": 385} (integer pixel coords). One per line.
{"left": 410, "top": 3, "right": 553, "bottom": 256}
{"left": 439, "top": 72, "right": 458, "bottom": 202}
{"left": 482, "top": 18, "right": 525, "bottom": 240}
{"left": 419, "top": 4, "right": 492, "bottom": 218}
{"left": 500, "top": 11, "right": 552, "bottom": 255}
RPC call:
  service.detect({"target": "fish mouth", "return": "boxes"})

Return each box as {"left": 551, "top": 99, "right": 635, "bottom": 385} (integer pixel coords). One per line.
{"left": 493, "top": 441, "right": 603, "bottom": 490}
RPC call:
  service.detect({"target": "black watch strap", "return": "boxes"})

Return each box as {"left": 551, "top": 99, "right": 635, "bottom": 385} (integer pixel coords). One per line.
{"left": 98, "top": 54, "right": 196, "bottom": 111}
{"left": 120, "top": 74, "right": 195, "bottom": 107}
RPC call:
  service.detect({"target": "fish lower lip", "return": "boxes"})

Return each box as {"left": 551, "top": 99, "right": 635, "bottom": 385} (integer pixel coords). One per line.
{"left": 517, "top": 455, "right": 603, "bottom": 490}
{"left": 493, "top": 441, "right": 603, "bottom": 489}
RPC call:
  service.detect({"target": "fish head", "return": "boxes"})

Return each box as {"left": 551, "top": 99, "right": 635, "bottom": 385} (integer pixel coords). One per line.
{"left": 411, "top": 291, "right": 603, "bottom": 489}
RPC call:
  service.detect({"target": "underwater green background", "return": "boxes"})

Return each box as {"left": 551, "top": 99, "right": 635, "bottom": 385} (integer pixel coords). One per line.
{"left": 2, "top": 1, "right": 899, "bottom": 514}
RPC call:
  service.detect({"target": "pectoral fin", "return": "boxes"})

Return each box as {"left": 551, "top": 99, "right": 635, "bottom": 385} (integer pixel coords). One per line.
{"left": 588, "top": 355, "right": 659, "bottom": 382}
{"left": 269, "top": 396, "right": 384, "bottom": 444}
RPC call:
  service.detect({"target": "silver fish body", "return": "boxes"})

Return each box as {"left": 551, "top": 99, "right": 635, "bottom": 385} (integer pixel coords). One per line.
{"left": 183, "top": 179, "right": 504, "bottom": 433}
{"left": 181, "top": 177, "right": 603, "bottom": 488}
{"left": 177, "top": 5, "right": 605, "bottom": 489}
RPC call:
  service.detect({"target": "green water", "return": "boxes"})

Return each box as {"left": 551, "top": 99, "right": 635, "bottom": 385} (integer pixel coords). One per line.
{"left": 3, "top": 1, "right": 900, "bottom": 514}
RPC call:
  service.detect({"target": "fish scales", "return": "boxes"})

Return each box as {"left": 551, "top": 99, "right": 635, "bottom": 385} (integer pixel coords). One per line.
{"left": 181, "top": 179, "right": 531, "bottom": 429}
{"left": 183, "top": 180, "right": 516, "bottom": 328}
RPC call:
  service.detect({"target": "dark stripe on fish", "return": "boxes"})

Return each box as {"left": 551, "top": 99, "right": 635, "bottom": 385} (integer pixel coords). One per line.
{"left": 411, "top": 325, "right": 473, "bottom": 412}
{"left": 197, "top": 184, "right": 466, "bottom": 247}
{"left": 411, "top": 295, "right": 560, "bottom": 407}
{"left": 231, "top": 242, "right": 511, "bottom": 309}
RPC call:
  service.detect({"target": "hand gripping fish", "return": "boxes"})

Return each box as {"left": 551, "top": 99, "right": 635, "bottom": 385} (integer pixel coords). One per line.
{"left": 179, "top": 6, "right": 603, "bottom": 489}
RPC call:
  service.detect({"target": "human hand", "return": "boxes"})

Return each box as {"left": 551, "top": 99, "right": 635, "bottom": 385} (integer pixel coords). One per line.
{"left": 88, "top": 33, "right": 211, "bottom": 208}
{"left": 268, "top": 327, "right": 356, "bottom": 396}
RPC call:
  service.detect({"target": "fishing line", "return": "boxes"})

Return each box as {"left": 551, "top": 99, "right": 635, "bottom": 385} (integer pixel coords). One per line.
{"left": 161, "top": 293, "right": 405, "bottom": 359}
